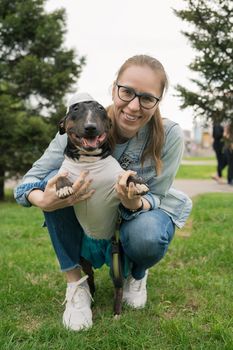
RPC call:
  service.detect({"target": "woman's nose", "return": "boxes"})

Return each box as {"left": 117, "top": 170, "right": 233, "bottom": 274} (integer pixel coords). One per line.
{"left": 127, "top": 96, "right": 140, "bottom": 111}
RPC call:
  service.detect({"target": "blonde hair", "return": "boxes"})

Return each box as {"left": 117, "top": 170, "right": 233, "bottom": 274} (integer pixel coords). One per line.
{"left": 108, "top": 54, "right": 169, "bottom": 174}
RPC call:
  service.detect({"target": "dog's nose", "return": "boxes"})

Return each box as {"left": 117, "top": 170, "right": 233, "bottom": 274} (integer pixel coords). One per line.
{"left": 84, "top": 122, "right": 97, "bottom": 132}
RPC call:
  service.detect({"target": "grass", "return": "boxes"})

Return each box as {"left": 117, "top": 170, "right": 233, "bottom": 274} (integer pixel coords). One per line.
{"left": 176, "top": 161, "right": 227, "bottom": 180}
{"left": 1, "top": 193, "right": 233, "bottom": 350}
{"left": 176, "top": 165, "right": 218, "bottom": 179}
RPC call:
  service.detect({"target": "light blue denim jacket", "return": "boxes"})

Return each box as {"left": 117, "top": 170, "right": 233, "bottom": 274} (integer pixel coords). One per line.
{"left": 14, "top": 118, "right": 192, "bottom": 228}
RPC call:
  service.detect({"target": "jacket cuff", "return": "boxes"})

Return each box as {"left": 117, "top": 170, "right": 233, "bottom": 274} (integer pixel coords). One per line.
{"left": 14, "top": 181, "right": 47, "bottom": 207}
{"left": 143, "top": 192, "right": 160, "bottom": 209}
{"left": 119, "top": 192, "right": 160, "bottom": 221}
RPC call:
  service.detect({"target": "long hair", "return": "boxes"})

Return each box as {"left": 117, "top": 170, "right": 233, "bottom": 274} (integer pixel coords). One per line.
{"left": 108, "top": 54, "right": 169, "bottom": 174}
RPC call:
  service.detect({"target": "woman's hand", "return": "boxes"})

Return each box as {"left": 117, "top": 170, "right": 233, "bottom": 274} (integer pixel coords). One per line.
{"left": 115, "top": 170, "right": 145, "bottom": 211}
{"left": 28, "top": 171, "right": 95, "bottom": 212}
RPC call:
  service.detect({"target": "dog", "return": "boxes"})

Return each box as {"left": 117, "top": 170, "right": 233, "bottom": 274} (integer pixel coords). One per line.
{"left": 56, "top": 96, "right": 149, "bottom": 315}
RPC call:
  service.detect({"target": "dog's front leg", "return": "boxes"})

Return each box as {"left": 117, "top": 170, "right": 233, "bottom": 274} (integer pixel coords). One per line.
{"left": 127, "top": 175, "right": 149, "bottom": 196}
{"left": 56, "top": 177, "right": 74, "bottom": 199}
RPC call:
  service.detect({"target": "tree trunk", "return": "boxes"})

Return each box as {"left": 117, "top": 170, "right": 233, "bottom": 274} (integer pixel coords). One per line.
{"left": 0, "top": 166, "right": 5, "bottom": 201}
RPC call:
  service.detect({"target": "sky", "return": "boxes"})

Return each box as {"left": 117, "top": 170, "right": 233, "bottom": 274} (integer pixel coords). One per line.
{"left": 45, "top": 0, "right": 196, "bottom": 131}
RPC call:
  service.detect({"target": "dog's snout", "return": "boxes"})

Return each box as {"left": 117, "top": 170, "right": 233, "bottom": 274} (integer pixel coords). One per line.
{"left": 84, "top": 122, "right": 97, "bottom": 132}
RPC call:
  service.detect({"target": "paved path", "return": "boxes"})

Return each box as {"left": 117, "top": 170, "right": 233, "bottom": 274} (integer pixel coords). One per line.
{"left": 174, "top": 159, "right": 233, "bottom": 197}
{"left": 181, "top": 160, "right": 216, "bottom": 166}
{"left": 173, "top": 179, "right": 233, "bottom": 197}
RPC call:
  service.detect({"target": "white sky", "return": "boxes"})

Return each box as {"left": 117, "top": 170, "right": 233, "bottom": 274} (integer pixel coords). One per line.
{"left": 46, "top": 0, "right": 196, "bottom": 131}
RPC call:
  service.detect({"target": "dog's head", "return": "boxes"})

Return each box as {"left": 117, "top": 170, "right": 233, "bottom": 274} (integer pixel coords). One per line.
{"left": 59, "top": 101, "right": 112, "bottom": 154}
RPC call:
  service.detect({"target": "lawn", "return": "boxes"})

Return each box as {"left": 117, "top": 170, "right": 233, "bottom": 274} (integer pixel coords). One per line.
{"left": 176, "top": 165, "right": 217, "bottom": 179}
{"left": 176, "top": 161, "right": 227, "bottom": 180}
{"left": 0, "top": 193, "right": 233, "bottom": 350}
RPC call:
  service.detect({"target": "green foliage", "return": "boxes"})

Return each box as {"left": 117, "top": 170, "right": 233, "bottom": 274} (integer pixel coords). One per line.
{"left": 0, "top": 195, "right": 233, "bottom": 349}
{"left": 174, "top": 0, "right": 233, "bottom": 124}
{"left": 0, "top": 0, "right": 86, "bottom": 199}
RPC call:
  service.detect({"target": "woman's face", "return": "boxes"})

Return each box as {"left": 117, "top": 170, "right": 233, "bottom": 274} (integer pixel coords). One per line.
{"left": 112, "top": 65, "right": 162, "bottom": 141}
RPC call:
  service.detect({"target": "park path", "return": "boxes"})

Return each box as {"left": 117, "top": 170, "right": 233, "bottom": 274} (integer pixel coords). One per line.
{"left": 174, "top": 159, "right": 233, "bottom": 197}
{"left": 173, "top": 179, "right": 233, "bottom": 198}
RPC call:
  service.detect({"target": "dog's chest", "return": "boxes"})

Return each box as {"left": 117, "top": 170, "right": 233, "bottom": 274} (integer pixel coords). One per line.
{"left": 62, "top": 155, "right": 122, "bottom": 188}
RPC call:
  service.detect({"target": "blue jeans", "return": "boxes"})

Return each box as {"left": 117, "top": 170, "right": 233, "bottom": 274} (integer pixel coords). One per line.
{"left": 120, "top": 209, "right": 175, "bottom": 279}
{"left": 44, "top": 206, "right": 175, "bottom": 280}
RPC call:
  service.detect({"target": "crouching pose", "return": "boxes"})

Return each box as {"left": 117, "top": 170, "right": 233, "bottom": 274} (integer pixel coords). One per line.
{"left": 15, "top": 54, "right": 192, "bottom": 331}
{"left": 55, "top": 94, "right": 149, "bottom": 317}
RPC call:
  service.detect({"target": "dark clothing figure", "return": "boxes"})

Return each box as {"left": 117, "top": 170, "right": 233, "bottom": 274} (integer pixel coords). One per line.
{"left": 212, "top": 124, "right": 227, "bottom": 180}
{"left": 225, "top": 149, "right": 233, "bottom": 184}
{"left": 223, "top": 123, "right": 233, "bottom": 185}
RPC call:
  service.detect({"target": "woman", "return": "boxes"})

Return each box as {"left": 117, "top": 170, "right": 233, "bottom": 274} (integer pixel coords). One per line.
{"left": 15, "top": 55, "right": 192, "bottom": 331}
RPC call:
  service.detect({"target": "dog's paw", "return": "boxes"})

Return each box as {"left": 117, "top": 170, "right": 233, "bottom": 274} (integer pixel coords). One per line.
{"left": 56, "top": 177, "right": 74, "bottom": 199}
{"left": 56, "top": 186, "right": 74, "bottom": 199}
{"left": 127, "top": 175, "right": 149, "bottom": 195}
{"left": 134, "top": 182, "right": 150, "bottom": 195}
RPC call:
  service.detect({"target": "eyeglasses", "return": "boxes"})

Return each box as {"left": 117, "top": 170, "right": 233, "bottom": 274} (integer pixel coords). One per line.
{"left": 116, "top": 83, "right": 160, "bottom": 110}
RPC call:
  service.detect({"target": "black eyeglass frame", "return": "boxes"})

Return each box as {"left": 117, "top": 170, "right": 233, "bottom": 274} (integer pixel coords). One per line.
{"left": 116, "top": 83, "right": 161, "bottom": 110}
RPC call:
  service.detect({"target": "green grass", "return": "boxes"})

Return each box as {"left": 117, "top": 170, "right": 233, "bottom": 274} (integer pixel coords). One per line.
{"left": 176, "top": 164, "right": 227, "bottom": 179}
{"left": 176, "top": 165, "right": 215, "bottom": 179}
{"left": 175, "top": 156, "right": 227, "bottom": 179}
{"left": 1, "top": 194, "right": 233, "bottom": 350}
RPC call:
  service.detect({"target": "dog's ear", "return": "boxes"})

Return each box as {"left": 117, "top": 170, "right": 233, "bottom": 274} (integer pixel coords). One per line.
{"left": 58, "top": 116, "right": 67, "bottom": 135}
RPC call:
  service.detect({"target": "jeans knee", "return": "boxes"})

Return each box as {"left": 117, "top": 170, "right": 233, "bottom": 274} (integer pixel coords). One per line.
{"left": 128, "top": 234, "right": 167, "bottom": 264}
{"left": 120, "top": 210, "right": 175, "bottom": 267}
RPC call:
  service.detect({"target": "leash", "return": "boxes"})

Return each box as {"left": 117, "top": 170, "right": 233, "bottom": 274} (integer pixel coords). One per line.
{"left": 110, "top": 215, "right": 124, "bottom": 289}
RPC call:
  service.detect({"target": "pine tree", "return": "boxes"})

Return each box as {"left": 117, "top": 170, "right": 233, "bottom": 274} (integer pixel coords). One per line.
{"left": 174, "top": 0, "right": 233, "bottom": 124}
{"left": 0, "top": 0, "right": 85, "bottom": 199}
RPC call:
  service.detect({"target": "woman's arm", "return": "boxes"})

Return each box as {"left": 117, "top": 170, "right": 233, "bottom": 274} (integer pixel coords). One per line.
{"left": 22, "top": 132, "right": 67, "bottom": 183}
{"left": 115, "top": 122, "right": 186, "bottom": 220}
{"left": 27, "top": 171, "right": 95, "bottom": 211}
{"left": 148, "top": 122, "right": 184, "bottom": 197}
{"left": 14, "top": 132, "right": 67, "bottom": 207}
{"left": 143, "top": 122, "right": 192, "bottom": 228}
{"left": 14, "top": 132, "right": 96, "bottom": 210}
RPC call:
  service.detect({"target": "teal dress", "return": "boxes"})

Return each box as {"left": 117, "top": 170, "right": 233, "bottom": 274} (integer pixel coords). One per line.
{"left": 81, "top": 234, "right": 130, "bottom": 278}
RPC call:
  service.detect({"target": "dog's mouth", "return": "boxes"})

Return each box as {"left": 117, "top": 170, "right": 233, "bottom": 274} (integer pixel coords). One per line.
{"left": 80, "top": 132, "right": 107, "bottom": 150}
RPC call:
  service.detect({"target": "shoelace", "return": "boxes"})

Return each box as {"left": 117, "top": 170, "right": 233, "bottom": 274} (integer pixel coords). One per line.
{"left": 62, "top": 275, "right": 94, "bottom": 305}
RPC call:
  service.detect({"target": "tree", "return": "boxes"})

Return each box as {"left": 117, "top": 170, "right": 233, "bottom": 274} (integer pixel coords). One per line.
{"left": 0, "top": 0, "right": 85, "bottom": 200}
{"left": 173, "top": 0, "right": 233, "bottom": 126}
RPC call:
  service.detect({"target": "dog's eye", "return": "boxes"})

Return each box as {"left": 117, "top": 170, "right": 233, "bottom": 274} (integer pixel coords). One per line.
{"left": 96, "top": 104, "right": 104, "bottom": 111}
{"left": 73, "top": 105, "right": 79, "bottom": 111}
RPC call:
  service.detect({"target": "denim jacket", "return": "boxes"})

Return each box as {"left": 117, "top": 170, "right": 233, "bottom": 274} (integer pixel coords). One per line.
{"left": 14, "top": 118, "right": 192, "bottom": 228}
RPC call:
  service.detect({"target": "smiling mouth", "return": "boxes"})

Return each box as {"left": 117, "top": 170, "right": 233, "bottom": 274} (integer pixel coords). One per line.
{"left": 123, "top": 112, "right": 140, "bottom": 121}
{"left": 80, "top": 133, "right": 107, "bottom": 149}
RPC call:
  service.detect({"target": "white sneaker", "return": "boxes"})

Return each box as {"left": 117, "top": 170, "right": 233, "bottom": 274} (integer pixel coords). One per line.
{"left": 123, "top": 270, "right": 148, "bottom": 309}
{"left": 63, "top": 275, "right": 93, "bottom": 331}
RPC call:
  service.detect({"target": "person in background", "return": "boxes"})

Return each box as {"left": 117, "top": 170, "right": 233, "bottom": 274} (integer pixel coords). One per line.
{"left": 14, "top": 54, "right": 192, "bottom": 331}
{"left": 223, "top": 122, "right": 233, "bottom": 185}
{"left": 212, "top": 123, "right": 227, "bottom": 183}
